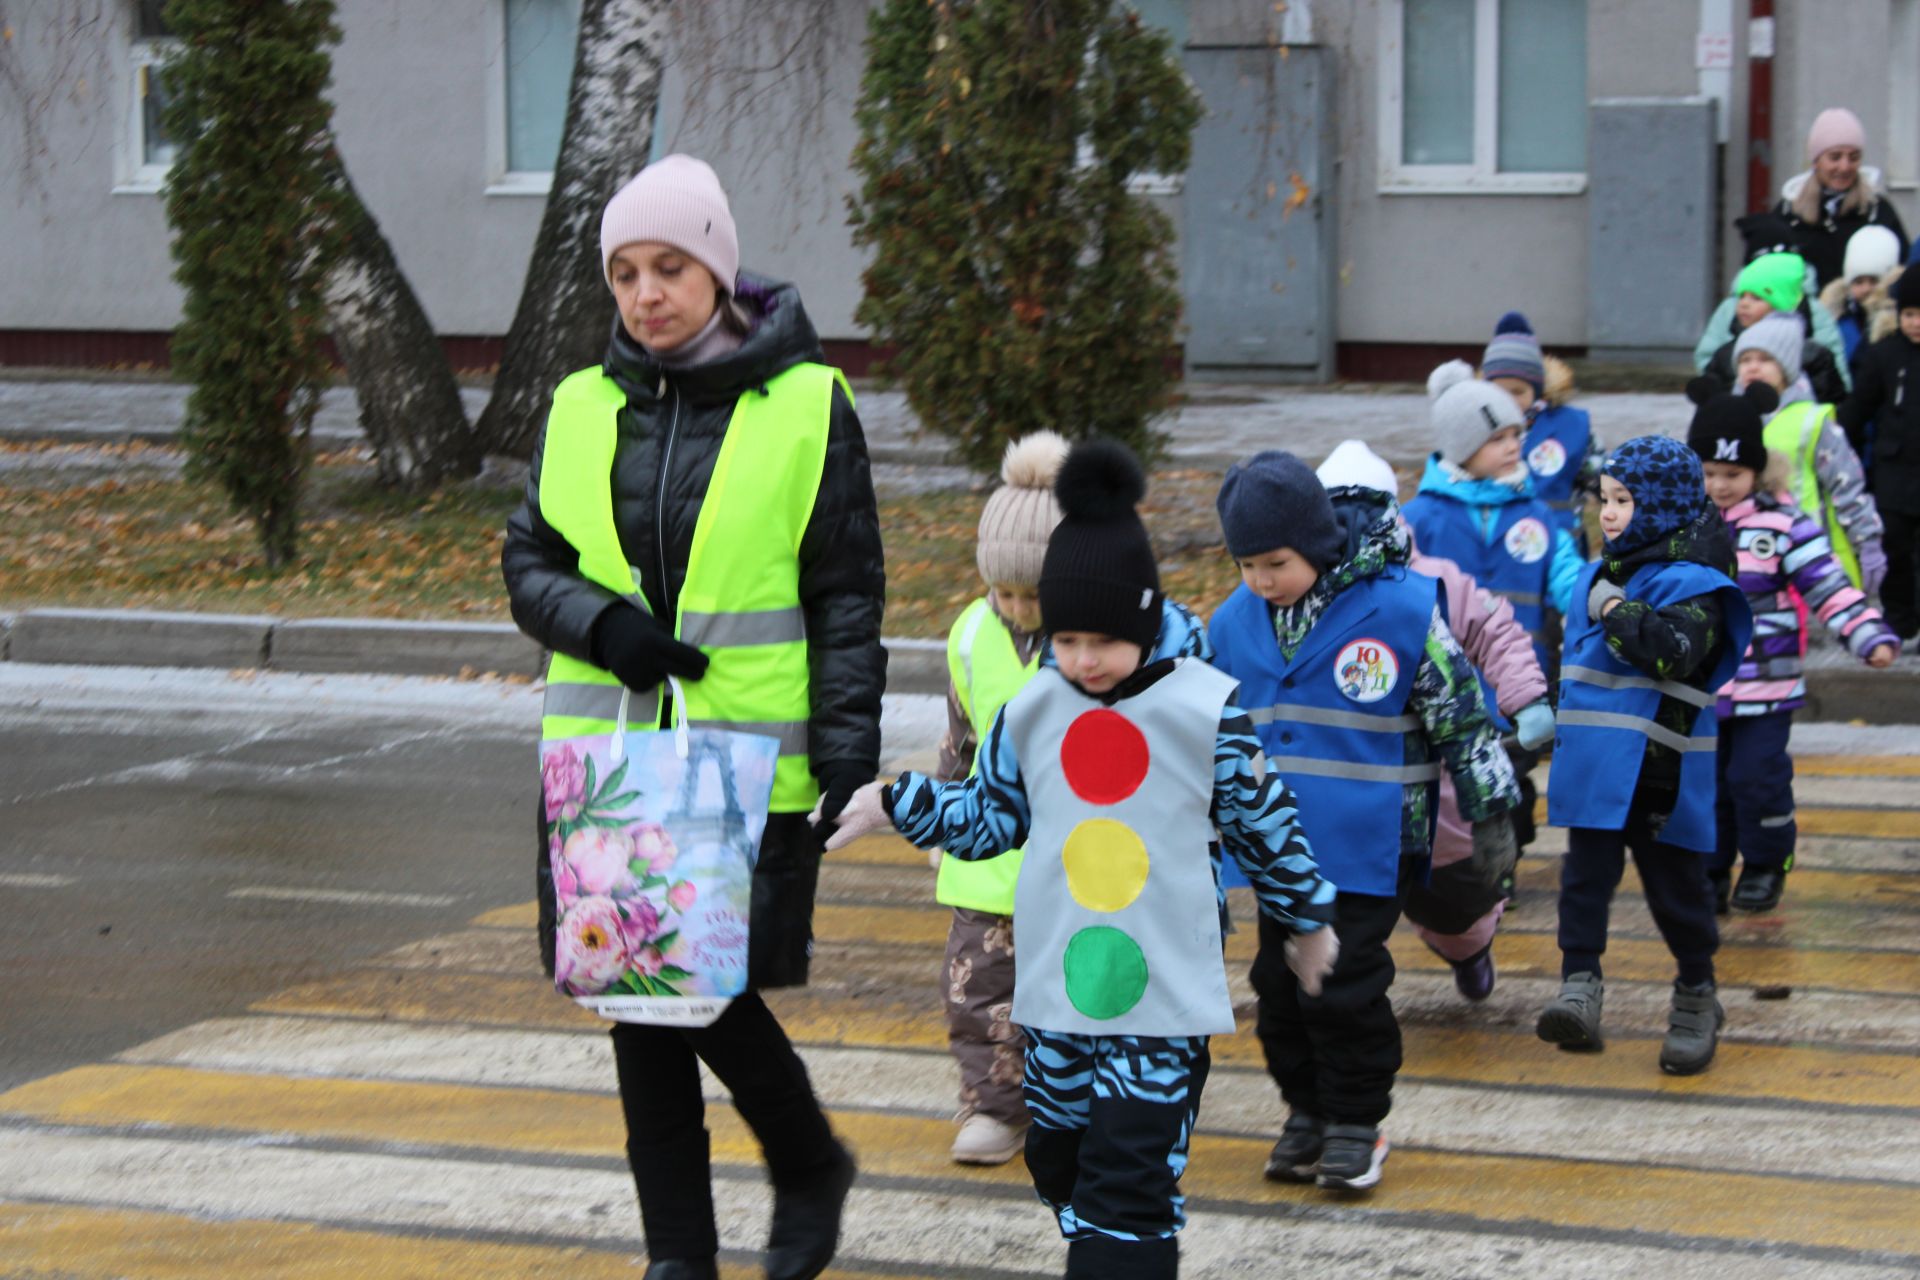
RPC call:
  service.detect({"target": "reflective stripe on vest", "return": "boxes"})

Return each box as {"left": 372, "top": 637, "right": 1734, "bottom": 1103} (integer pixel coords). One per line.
{"left": 535, "top": 361, "right": 843, "bottom": 812}
{"left": 1764, "top": 401, "right": 1861, "bottom": 587}
{"left": 935, "top": 598, "right": 1039, "bottom": 914}
{"left": 1555, "top": 708, "right": 1715, "bottom": 754}
{"left": 1560, "top": 663, "right": 1716, "bottom": 709}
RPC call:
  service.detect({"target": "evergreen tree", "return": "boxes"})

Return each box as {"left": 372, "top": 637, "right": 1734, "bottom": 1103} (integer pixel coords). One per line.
{"left": 162, "top": 0, "right": 344, "bottom": 568}
{"left": 849, "top": 0, "right": 1199, "bottom": 473}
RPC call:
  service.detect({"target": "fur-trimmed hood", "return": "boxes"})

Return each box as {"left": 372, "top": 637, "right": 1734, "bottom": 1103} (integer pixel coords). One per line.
{"left": 1780, "top": 165, "right": 1890, "bottom": 208}
{"left": 1818, "top": 275, "right": 1853, "bottom": 321}
{"left": 1467, "top": 353, "right": 1577, "bottom": 407}
{"left": 1864, "top": 264, "right": 1911, "bottom": 343}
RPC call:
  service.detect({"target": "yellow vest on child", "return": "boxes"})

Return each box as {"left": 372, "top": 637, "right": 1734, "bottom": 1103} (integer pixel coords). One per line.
{"left": 935, "top": 597, "right": 1041, "bottom": 914}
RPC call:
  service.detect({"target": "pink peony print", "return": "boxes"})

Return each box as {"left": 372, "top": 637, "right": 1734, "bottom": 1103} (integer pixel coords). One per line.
{"left": 633, "top": 946, "right": 665, "bottom": 978}
{"left": 621, "top": 894, "right": 661, "bottom": 948}
{"left": 666, "top": 880, "right": 697, "bottom": 913}
{"left": 542, "top": 746, "right": 587, "bottom": 823}
{"left": 630, "top": 823, "right": 678, "bottom": 875}
{"left": 552, "top": 845, "right": 580, "bottom": 904}
{"left": 555, "top": 897, "right": 630, "bottom": 993}
{"left": 562, "top": 827, "right": 636, "bottom": 897}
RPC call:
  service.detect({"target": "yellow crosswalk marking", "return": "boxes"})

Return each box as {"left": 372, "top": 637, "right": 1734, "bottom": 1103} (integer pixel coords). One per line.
{"left": 1795, "top": 754, "right": 1920, "bottom": 777}
{"left": 5, "top": 1064, "right": 1917, "bottom": 1257}
{"left": 0, "top": 1201, "right": 923, "bottom": 1280}
{"left": 1510, "top": 860, "right": 1920, "bottom": 909}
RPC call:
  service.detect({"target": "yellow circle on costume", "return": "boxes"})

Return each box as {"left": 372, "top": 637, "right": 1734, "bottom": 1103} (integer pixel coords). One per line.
{"left": 1061, "top": 819, "right": 1150, "bottom": 912}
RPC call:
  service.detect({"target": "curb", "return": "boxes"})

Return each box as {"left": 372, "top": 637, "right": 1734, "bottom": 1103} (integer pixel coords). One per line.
{"left": 0, "top": 608, "right": 954, "bottom": 697}
{"left": 4, "top": 608, "right": 1918, "bottom": 723}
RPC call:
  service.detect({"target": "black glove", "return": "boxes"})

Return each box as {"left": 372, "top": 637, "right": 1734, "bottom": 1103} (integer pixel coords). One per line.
{"left": 589, "top": 604, "right": 709, "bottom": 691}
{"left": 811, "top": 767, "right": 873, "bottom": 827}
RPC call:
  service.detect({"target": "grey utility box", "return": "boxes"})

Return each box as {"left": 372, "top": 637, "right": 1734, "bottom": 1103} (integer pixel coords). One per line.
{"left": 1586, "top": 98, "right": 1719, "bottom": 362}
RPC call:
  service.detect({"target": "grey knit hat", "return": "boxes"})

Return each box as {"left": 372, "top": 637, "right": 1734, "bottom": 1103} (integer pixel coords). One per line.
{"left": 1429, "top": 360, "right": 1525, "bottom": 467}
{"left": 976, "top": 431, "right": 1069, "bottom": 588}
{"left": 1734, "top": 313, "right": 1806, "bottom": 384}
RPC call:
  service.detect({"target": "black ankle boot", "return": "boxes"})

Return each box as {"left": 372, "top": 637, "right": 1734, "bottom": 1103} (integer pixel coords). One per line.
{"left": 643, "top": 1261, "right": 718, "bottom": 1280}
{"left": 765, "top": 1141, "right": 856, "bottom": 1280}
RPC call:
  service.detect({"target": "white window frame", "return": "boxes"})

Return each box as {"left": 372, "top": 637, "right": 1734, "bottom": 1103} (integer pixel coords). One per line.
{"left": 117, "top": 29, "right": 181, "bottom": 194}
{"left": 1377, "top": 0, "right": 1587, "bottom": 196}
{"left": 484, "top": 0, "right": 575, "bottom": 196}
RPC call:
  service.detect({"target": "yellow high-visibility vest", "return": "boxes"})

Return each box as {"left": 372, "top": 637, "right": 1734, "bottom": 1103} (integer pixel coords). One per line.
{"left": 1764, "top": 401, "right": 1862, "bottom": 587}
{"left": 535, "top": 360, "right": 845, "bottom": 812}
{"left": 934, "top": 597, "right": 1041, "bottom": 914}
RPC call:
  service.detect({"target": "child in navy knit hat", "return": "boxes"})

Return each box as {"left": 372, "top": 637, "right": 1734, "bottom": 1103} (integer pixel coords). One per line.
{"left": 1482, "top": 312, "right": 1604, "bottom": 552}
{"left": 1540, "top": 436, "right": 1754, "bottom": 1076}
{"left": 1209, "top": 449, "right": 1520, "bottom": 1193}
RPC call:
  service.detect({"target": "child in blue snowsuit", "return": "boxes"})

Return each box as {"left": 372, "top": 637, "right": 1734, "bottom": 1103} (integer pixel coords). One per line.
{"left": 824, "top": 441, "right": 1338, "bottom": 1280}
{"left": 1538, "top": 436, "right": 1753, "bottom": 1076}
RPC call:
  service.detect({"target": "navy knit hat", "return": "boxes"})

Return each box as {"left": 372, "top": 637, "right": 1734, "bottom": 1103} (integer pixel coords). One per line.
{"left": 1482, "top": 311, "right": 1546, "bottom": 396}
{"left": 1685, "top": 378, "right": 1780, "bottom": 474}
{"left": 1216, "top": 450, "right": 1346, "bottom": 569}
{"left": 1601, "top": 435, "right": 1715, "bottom": 557}
{"left": 1038, "top": 440, "right": 1163, "bottom": 648}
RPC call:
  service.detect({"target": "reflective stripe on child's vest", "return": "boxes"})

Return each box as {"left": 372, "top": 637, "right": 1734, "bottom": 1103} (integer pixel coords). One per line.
{"left": 1764, "top": 400, "right": 1861, "bottom": 587}
{"left": 1208, "top": 571, "right": 1440, "bottom": 896}
{"left": 935, "top": 598, "right": 1041, "bottom": 915}
{"left": 1547, "top": 559, "right": 1753, "bottom": 852}
{"left": 535, "top": 361, "right": 845, "bottom": 812}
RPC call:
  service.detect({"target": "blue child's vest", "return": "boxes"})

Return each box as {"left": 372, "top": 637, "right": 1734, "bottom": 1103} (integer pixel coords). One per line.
{"left": 1402, "top": 491, "right": 1559, "bottom": 670}
{"left": 1524, "top": 403, "right": 1593, "bottom": 542}
{"left": 1209, "top": 571, "right": 1440, "bottom": 896}
{"left": 1547, "top": 559, "right": 1753, "bottom": 853}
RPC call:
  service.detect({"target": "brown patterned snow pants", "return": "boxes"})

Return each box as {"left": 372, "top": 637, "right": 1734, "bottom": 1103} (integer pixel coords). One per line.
{"left": 942, "top": 907, "right": 1028, "bottom": 1125}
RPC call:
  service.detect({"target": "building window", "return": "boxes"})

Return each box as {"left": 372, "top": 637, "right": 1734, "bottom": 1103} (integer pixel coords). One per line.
{"left": 495, "top": 0, "right": 581, "bottom": 188}
{"left": 125, "top": 0, "right": 180, "bottom": 189}
{"left": 1381, "top": 0, "right": 1588, "bottom": 193}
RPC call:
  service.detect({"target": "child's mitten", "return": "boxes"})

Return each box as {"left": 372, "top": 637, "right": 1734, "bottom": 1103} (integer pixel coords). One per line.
{"left": 1283, "top": 926, "right": 1341, "bottom": 997}
{"left": 1587, "top": 577, "right": 1627, "bottom": 622}
{"left": 1514, "top": 701, "right": 1556, "bottom": 750}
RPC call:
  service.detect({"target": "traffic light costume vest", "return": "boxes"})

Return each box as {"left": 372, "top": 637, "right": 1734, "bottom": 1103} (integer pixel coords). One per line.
{"left": 1002, "top": 660, "right": 1240, "bottom": 1037}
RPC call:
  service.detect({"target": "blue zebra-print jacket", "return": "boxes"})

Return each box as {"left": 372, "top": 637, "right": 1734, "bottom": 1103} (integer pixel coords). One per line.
{"left": 888, "top": 598, "right": 1337, "bottom": 934}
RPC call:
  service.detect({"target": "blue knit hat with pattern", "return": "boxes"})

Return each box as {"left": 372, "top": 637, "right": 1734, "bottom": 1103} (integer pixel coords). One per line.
{"left": 1601, "top": 435, "right": 1714, "bottom": 558}
{"left": 1481, "top": 311, "right": 1546, "bottom": 396}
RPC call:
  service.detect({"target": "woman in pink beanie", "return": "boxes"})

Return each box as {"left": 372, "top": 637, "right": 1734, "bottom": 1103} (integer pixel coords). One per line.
{"left": 503, "top": 154, "right": 884, "bottom": 1280}
{"left": 1776, "top": 107, "right": 1910, "bottom": 289}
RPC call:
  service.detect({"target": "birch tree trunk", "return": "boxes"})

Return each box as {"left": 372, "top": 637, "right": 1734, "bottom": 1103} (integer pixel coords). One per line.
{"left": 322, "top": 150, "right": 479, "bottom": 489}
{"left": 473, "top": 0, "right": 671, "bottom": 459}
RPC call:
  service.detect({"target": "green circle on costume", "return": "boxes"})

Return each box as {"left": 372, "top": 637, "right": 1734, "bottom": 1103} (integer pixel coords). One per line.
{"left": 1062, "top": 926, "right": 1148, "bottom": 1020}
{"left": 1062, "top": 818, "right": 1150, "bottom": 912}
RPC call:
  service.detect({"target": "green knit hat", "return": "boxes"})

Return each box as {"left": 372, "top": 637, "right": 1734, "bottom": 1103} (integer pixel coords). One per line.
{"left": 1734, "top": 252, "right": 1807, "bottom": 314}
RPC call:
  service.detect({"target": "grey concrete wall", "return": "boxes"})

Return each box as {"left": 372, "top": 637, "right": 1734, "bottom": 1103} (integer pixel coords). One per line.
{"left": 1772, "top": 0, "right": 1919, "bottom": 236}
{"left": 1588, "top": 99, "right": 1719, "bottom": 355}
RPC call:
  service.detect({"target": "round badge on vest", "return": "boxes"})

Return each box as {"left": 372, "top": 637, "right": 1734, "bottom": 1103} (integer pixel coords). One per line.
{"left": 1334, "top": 638, "right": 1400, "bottom": 703}
{"left": 1528, "top": 437, "right": 1567, "bottom": 477}
{"left": 1746, "top": 530, "right": 1779, "bottom": 561}
{"left": 1503, "top": 516, "right": 1550, "bottom": 564}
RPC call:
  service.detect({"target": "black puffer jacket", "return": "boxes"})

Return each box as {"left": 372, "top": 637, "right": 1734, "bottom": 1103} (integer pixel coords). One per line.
{"left": 503, "top": 275, "right": 886, "bottom": 989}
{"left": 1839, "top": 329, "right": 1920, "bottom": 515}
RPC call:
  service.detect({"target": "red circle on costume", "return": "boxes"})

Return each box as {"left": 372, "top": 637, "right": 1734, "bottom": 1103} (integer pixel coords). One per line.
{"left": 1060, "top": 709, "right": 1150, "bottom": 804}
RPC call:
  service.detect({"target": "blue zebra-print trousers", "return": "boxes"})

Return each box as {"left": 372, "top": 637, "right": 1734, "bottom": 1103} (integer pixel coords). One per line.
{"left": 1020, "top": 1028, "right": 1211, "bottom": 1242}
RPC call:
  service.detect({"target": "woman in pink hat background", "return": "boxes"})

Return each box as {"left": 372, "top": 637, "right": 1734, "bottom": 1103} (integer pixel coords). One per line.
{"left": 1776, "top": 107, "right": 1910, "bottom": 290}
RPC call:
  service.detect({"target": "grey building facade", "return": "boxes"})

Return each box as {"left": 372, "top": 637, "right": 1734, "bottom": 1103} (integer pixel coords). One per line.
{"left": 2, "top": 0, "right": 1915, "bottom": 378}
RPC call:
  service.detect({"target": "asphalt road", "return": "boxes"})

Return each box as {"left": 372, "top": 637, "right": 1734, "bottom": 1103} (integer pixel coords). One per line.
{"left": 0, "top": 666, "right": 538, "bottom": 1091}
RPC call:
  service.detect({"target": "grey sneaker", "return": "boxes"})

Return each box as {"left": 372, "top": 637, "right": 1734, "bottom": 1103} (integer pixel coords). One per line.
{"left": 1659, "top": 981, "right": 1725, "bottom": 1075}
{"left": 1536, "top": 972, "right": 1605, "bottom": 1051}
{"left": 1262, "top": 1111, "right": 1324, "bottom": 1183}
{"left": 1314, "top": 1124, "right": 1389, "bottom": 1191}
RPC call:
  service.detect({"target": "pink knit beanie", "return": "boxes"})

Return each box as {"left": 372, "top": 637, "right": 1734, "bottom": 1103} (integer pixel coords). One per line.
{"left": 599, "top": 155, "right": 740, "bottom": 291}
{"left": 1807, "top": 108, "right": 1866, "bottom": 163}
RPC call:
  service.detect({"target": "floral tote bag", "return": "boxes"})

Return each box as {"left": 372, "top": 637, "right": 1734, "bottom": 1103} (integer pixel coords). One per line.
{"left": 540, "top": 678, "right": 778, "bottom": 1026}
